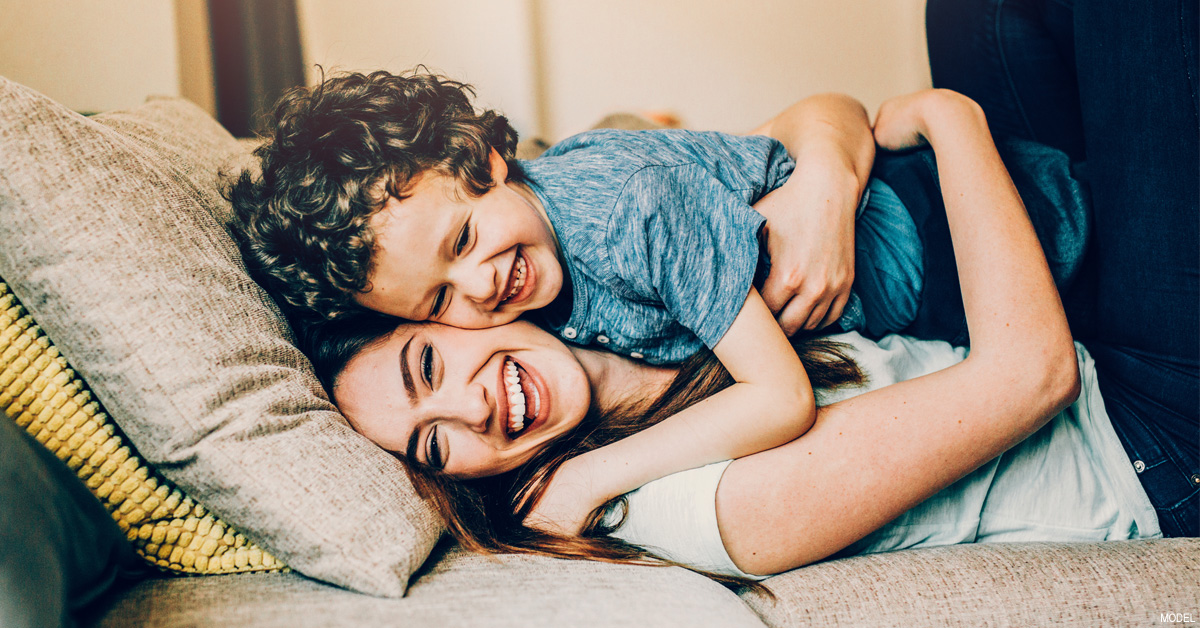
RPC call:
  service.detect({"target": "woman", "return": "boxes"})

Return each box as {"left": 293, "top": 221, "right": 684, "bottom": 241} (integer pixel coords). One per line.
{"left": 317, "top": 85, "right": 1179, "bottom": 581}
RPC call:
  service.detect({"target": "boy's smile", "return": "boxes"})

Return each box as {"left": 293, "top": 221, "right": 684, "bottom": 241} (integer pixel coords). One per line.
{"left": 356, "top": 150, "right": 564, "bottom": 328}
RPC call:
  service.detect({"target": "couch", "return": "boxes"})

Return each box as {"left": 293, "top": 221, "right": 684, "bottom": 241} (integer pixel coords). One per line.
{"left": 0, "top": 77, "right": 1194, "bottom": 628}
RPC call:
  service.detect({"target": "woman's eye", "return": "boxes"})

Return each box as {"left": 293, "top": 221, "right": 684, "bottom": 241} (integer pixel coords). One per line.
{"left": 430, "top": 287, "right": 448, "bottom": 318}
{"left": 454, "top": 222, "right": 471, "bottom": 256}
{"left": 420, "top": 344, "right": 434, "bottom": 385}
{"left": 427, "top": 425, "right": 444, "bottom": 470}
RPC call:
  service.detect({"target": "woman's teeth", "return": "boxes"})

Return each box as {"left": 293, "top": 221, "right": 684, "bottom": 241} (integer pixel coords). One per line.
{"left": 504, "top": 357, "right": 541, "bottom": 436}
{"left": 502, "top": 254, "right": 527, "bottom": 304}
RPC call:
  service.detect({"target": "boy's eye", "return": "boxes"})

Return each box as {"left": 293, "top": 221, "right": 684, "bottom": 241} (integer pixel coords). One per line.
{"left": 454, "top": 222, "right": 471, "bottom": 256}
{"left": 430, "top": 287, "right": 448, "bottom": 318}
{"left": 427, "top": 425, "right": 444, "bottom": 470}
{"left": 420, "top": 344, "right": 434, "bottom": 385}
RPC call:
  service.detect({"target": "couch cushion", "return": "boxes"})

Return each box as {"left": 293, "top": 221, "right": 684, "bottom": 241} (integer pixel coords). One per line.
{"left": 94, "top": 543, "right": 766, "bottom": 628}
{"left": 1, "top": 280, "right": 281, "bottom": 573}
{"left": 742, "top": 539, "right": 1200, "bottom": 627}
{"left": 0, "top": 77, "right": 441, "bottom": 596}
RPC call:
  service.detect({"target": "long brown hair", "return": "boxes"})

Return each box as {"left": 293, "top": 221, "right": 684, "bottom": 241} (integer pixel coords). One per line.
{"left": 399, "top": 335, "right": 864, "bottom": 589}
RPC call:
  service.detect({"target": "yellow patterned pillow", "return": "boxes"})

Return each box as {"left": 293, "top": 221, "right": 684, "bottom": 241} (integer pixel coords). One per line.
{"left": 0, "top": 281, "right": 284, "bottom": 575}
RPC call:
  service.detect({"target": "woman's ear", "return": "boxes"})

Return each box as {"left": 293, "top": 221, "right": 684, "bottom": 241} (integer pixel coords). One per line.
{"left": 489, "top": 147, "right": 510, "bottom": 184}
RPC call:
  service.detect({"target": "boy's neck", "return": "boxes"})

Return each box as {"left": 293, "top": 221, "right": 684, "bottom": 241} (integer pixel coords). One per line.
{"left": 511, "top": 179, "right": 561, "bottom": 252}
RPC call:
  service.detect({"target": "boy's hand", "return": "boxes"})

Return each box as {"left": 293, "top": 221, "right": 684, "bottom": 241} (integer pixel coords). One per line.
{"left": 754, "top": 167, "right": 859, "bottom": 335}
{"left": 524, "top": 455, "right": 610, "bottom": 536}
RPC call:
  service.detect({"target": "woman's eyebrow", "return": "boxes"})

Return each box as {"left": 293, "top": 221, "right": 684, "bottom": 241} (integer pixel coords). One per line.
{"left": 398, "top": 335, "right": 418, "bottom": 404}
{"left": 405, "top": 422, "right": 422, "bottom": 464}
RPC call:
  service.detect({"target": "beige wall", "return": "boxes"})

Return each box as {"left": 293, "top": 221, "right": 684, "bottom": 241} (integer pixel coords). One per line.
{"left": 539, "top": 0, "right": 930, "bottom": 139}
{"left": 294, "top": 0, "right": 929, "bottom": 141}
{"left": 0, "top": 1, "right": 930, "bottom": 134}
{"left": 0, "top": 0, "right": 180, "bottom": 113}
{"left": 296, "top": 0, "right": 541, "bottom": 138}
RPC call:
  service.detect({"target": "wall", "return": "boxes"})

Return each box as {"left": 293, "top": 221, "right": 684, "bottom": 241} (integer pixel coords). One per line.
{"left": 538, "top": 0, "right": 930, "bottom": 138}
{"left": 293, "top": 0, "right": 929, "bottom": 141}
{"left": 296, "top": 0, "right": 541, "bottom": 138}
{"left": 0, "top": 1, "right": 930, "bottom": 136}
{"left": 0, "top": 0, "right": 181, "bottom": 113}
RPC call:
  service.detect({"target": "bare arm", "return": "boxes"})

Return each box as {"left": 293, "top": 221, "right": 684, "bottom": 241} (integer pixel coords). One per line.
{"left": 717, "top": 89, "right": 1081, "bottom": 575}
{"left": 748, "top": 94, "right": 876, "bottom": 333}
{"left": 527, "top": 289, "right": 816, "bottom": 534}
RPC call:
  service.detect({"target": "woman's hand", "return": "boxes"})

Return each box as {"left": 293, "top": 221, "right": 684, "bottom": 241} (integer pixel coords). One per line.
{"left": 754, "top": 167, "right": 859, "bottom": 334}
{"left": 748, "top": 93, "right": 875, "bottom": 334}
{"left": 873, "top": 89, "right": 975, "bottom": 151}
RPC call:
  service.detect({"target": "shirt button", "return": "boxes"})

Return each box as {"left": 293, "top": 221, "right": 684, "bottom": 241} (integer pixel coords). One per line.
{"left": 630, "top": 352, "right": 644, "bottom": 359}
{"left": 596, "top": 335, "right": 610, "bottom": 344}
{"left": 562, "top": 327, "right": 577, "bottom": 339}
{"left": 1133, "top": 460, "right": 1146, "bottom": 474}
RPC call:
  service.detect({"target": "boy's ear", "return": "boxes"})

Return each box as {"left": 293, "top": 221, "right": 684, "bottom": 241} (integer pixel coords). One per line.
{"left": 489, "top": 147, "right": 509, "bottom": 184}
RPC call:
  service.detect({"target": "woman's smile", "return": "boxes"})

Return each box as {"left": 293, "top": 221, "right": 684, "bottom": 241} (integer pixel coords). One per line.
{"left": 499, "top": 355, "right": 550, "bottom": 439}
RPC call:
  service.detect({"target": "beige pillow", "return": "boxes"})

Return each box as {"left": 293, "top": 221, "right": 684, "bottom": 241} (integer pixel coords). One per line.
{"left": 0, "top": 78, "right": 441, "bottom": 597}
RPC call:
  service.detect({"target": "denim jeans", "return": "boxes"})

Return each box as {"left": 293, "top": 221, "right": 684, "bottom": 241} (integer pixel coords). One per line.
{"left": 0, "top": 417, "right": 144, "bottom": 627}
{"left": 926, "top": 0, "right": 1199, "bottom": 536}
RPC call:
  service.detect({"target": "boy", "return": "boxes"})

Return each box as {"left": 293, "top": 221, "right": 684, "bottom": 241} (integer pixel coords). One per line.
{"left": 231, "top": 70, "right": 1089, "bottom": 352}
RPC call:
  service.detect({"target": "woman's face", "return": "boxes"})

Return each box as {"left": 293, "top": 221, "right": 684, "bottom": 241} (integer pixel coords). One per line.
{"left": 334, "top": 320, "right": 592, "bottom": 479}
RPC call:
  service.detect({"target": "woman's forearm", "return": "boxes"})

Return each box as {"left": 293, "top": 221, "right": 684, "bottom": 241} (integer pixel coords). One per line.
{"left": 715, "top": 90, "right": 1079, "bottom": 576}
{"left": 917, "top": 91, "right": 1077, "bottom": 389}
{"left": 752, "top": 93, "right": 875, "bottom": 193}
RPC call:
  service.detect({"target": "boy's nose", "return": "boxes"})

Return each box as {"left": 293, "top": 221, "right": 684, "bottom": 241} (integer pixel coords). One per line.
{"left": 456, "top": 262, "right": 499, "bottom": 308}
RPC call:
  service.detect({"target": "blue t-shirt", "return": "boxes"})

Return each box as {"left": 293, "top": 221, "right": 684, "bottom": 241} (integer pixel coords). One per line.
{"left": 520, "top": 128, "right": 920, "bottom": 364}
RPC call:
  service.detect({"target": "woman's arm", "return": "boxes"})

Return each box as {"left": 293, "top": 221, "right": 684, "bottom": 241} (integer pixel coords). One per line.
{"left": 527, "top": 289, "right": 816, "bottom": 534}
{"left": 716, "top": 89, "right": 1081, "bottom": 575}
{"left": 748, "top": 94, "right": 876, "bottom": 334}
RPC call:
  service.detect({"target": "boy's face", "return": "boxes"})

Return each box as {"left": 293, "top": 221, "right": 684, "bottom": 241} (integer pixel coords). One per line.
{"left": 357, "top": 150, "right": 563, "bottom": 328}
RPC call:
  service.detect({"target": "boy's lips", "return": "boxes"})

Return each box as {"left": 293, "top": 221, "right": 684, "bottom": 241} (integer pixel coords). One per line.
{"left": 498, "top": 247, "right": 535, "bottom": 309}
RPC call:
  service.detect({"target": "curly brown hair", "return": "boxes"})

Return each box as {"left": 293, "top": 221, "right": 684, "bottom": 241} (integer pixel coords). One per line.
{"left": 228, "top": 69, "right": 521, "bottom": 320}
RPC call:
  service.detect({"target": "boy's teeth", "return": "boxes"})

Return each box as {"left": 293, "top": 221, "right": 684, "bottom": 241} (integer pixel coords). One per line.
{"left": 504, "top": 255, "right": 527, "bottom": 302}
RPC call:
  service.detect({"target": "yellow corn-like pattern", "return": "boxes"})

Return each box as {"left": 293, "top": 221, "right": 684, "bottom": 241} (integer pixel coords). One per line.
{"left": 0, "top": 282, "right": 286, "bottom": 575}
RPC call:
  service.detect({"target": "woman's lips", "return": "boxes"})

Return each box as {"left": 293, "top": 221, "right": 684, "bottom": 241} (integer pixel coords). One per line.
{"left": 496, "top": 354, "right": 549, "bottom": 440}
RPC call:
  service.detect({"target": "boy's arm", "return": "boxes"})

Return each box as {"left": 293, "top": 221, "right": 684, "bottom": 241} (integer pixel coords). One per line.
{"left": 526, "top": 288, "right": 815, "bottom": 534}
{"left": 747, "top": 94, "right": 875, "bottom": 334}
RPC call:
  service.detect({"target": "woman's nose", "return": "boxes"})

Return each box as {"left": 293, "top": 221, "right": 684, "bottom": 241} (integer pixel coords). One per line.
{"left": 448, "top": 384, "right": 492, "bottom": 433}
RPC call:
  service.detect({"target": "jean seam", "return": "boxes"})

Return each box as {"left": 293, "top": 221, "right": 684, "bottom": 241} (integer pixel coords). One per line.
{"left": 1179, "top": 0, "right": 1199, "bottom": 127}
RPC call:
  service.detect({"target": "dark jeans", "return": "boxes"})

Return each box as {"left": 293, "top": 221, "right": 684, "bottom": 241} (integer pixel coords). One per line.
{"left": 926, "top": 0, "right": 1199, "bottom": 536}
{"left": 0, "top": 417, "right": 143, "bottom": 627}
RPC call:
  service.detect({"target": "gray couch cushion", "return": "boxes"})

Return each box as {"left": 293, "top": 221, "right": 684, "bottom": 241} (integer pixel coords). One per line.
{"left": 742, "top": 539, "right": 1200, "bottom": 627}
{"left": 95, "top": 544, "right": 766, "bottom": 628}
{"left": 0, "top": 77, "right": 441, "bottom": 596}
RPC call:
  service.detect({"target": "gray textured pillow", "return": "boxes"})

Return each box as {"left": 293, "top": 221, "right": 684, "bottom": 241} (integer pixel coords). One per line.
{"left": 0, "top": 77, "right": 441, "bottom": 597}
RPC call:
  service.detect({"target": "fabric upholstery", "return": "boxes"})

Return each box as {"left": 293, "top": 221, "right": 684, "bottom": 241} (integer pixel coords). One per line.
{"left": 94, "top": 543, "right": 766, "bottom": 628}
{"left": 741, "top": 539, "right": 1200, "bottom": 627}
{"left": 0, "top": 78, "right": 442, "bottom": 597}
{"left": 1, "top": 281, "right": 280, "bottom": 573}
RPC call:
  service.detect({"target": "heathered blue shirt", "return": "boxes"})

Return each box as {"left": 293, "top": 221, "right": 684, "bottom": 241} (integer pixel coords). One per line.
{"left": 519, "top": 128, "right": 920, "bottom": 364}
{"left": 520, "top": 129, "right": 790, "bottom": 364}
